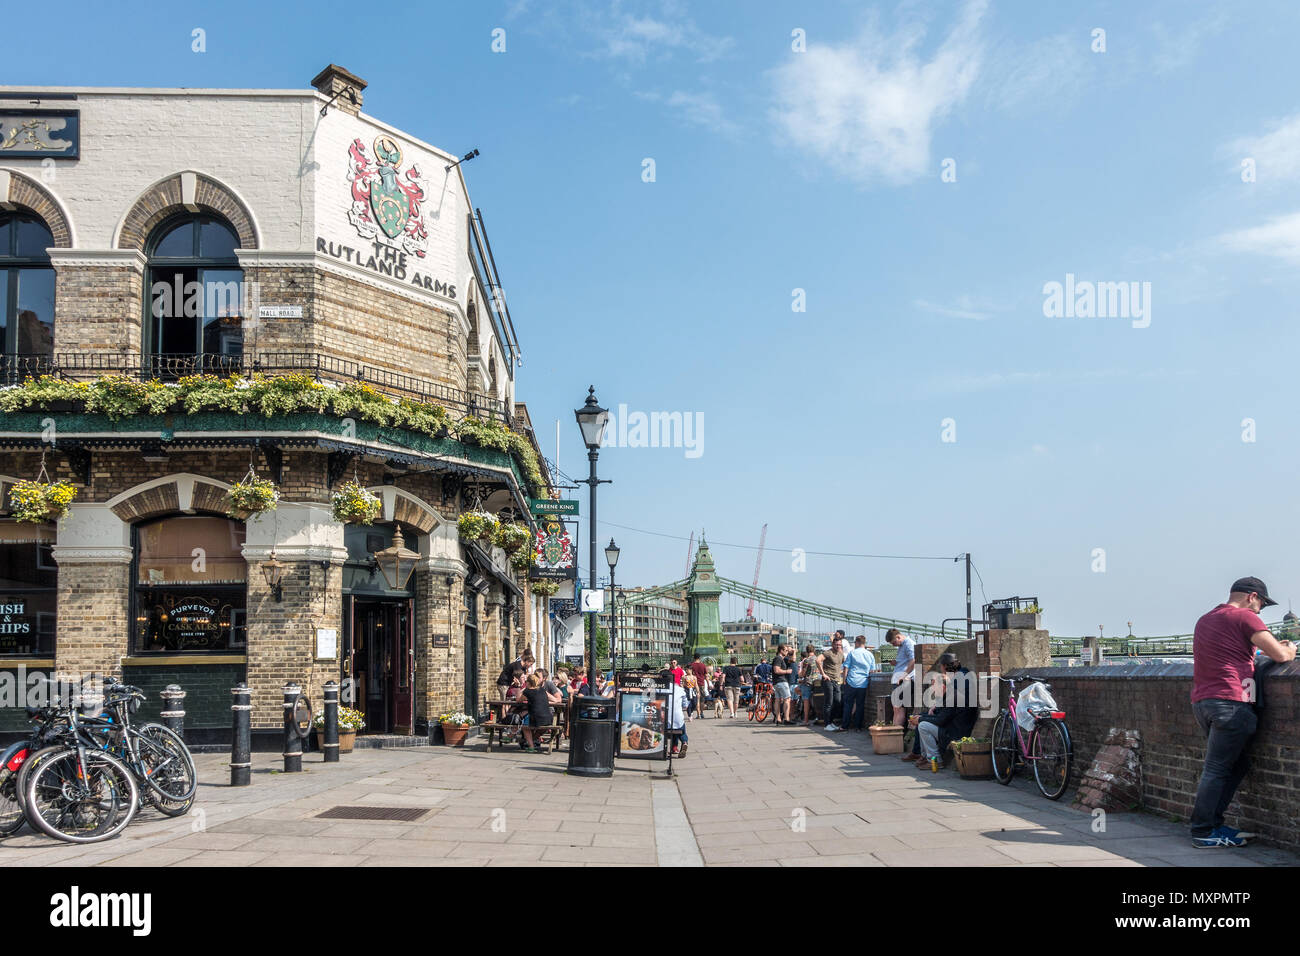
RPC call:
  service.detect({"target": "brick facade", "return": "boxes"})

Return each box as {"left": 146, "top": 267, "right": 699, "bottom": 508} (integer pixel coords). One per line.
{"left": 1006, "top": 663, "right": 1300, "bottom": 848}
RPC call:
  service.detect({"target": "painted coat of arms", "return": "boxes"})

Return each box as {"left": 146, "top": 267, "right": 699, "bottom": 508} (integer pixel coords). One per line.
{"left": 346, "top": 136, "right": 428, "bottom": 258}
{"left": 534, "top": 516, "right": 576, "bottom": 578}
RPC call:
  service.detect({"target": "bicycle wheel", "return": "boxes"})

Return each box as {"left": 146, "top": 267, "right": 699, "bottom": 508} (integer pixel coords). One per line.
{"left": 25, "top": 748, "right": 139, "bottom": 844}
{"left": 16, "top": 744, "right": 66, "bottom": 828}
{"left": 990, "top": 713, "right": 1017, "bottom": 784}
{"left": 1032, "top": 718, "right": 1072, "bottom": 800}
{"left": 0, "top": 747, "right": 25, "bottom": 836}
{"left": 754, "top": 694, "right": 769, "bottom": 723}
{"left": 133, "top": 724, "right": 197, "bottom": 803}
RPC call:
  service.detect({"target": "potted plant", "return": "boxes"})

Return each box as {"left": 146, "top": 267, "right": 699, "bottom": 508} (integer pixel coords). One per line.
{"left": 456, "top": 510, "right": 498, "bottom": 543}
{"left": 510, "top": 547, "right": 535, "bottom": 572}
{"left": 313, "top": 706, "right": 365, "bottom": 754}
{"left": 438, "top": 711, "right": 476, "bottom": 746}
{"left": 224, "top": 475, "right": 279, "bottom": 520}
{"left": 530, "top": 580, "right": 559, "bottom": 597}
{"left": 1007, "top": 603, "right": 1042, "bottom": 629}
{"left": 950, "top": 736, "right": 994, "bottom": 779}
{"left": 868, "top": 722, "right": 905, "bottom": 755}
{"left": 9, "top": 478, "right": 77, "bottom": 523}
{"left": 493, "top": 522, "right": 531, "bottom": 554}
{"left": 332, "top": 480, "right": 382, "bottom": 525}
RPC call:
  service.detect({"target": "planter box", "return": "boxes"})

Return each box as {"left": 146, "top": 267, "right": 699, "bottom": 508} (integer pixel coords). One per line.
{"left": 441, "top": 723, "right": 470, "bottom": 747}
{"left": 314, "top": 728, "right": 357, "bottom": 754}
{"left": 954, "top": 746, "right": 993, "bottom": 779}
{"left": 869, "top": 725, "right": 904, "bottom": 754}
{"left": 1006, "top": 612, "right": 1041, "bottom": 629}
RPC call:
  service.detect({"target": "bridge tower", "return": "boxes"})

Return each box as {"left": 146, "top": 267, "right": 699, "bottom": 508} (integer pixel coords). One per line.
{"left": 685, "top": 537, "right": 723, "bottom": 658}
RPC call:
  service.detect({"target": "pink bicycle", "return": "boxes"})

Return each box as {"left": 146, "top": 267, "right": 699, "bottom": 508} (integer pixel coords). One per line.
{"left": 990, "top": 675, "right": 1073, "bottom": 800}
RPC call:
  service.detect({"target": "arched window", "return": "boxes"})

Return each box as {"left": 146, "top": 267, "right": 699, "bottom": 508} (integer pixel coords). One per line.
{"left": 133, "top": 515, "right": 246, "bottom": 653}
{"left": 144, "top": 214, "right": 243, "bottom": 375}
{"left": 0, "top": 213, "right": 55, "bottom": 379}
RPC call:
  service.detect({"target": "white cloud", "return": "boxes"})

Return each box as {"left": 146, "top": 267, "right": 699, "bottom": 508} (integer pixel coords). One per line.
{"left": 589, "top": 3, "right": 733, "bottom": 64}
{"left": 769, "top": 0, "right": 987, "bottom": 186}
{"left": 1225, "top": 114, "right": 1300, "bottom": 183}
{"left": 1150, "top": 13, "right": 1228, "bottom": 75}
{"left": 982, "top": 32, "right": 1088, "bottom": 112}
{"left": 638, "top": 89, "right": 738, "bottom": 134}
{"left": 913, "top": 297, "right": 993, "bottom": 320}
{"left": 1217, "top": 211, "right": 1300, "bottom": 260}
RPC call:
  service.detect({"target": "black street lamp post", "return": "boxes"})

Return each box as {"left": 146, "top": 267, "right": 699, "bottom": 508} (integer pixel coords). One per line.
{"left": 574, "top": 387, "right": 611, "bottom": 683}
{"left": 605, "top": 538, "right": 620, "bottom": 674}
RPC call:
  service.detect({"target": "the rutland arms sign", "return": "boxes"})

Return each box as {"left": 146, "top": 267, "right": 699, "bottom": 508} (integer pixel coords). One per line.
{"left": 316, "top": 135, "right": 456, "bottom": 298}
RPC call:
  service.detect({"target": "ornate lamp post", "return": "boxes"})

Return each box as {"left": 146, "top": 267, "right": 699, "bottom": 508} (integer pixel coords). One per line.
{"left": 574, "top": 387, "right": 611, "bottom": 682}
{"left": 605, "top": 538, "right": 620, "bottom": 674}
{"left": 261, "top": 550, "right": 288, "bottom": 602}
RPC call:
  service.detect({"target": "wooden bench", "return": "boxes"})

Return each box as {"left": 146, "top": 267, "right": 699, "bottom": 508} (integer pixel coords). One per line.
{"left": 482, "top": 722, "right": 564, "bottom": 754}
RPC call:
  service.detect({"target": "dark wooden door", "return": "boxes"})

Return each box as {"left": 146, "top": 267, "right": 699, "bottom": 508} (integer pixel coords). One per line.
{"left": 391, "top": 600, "right": 414, "bottom": 734}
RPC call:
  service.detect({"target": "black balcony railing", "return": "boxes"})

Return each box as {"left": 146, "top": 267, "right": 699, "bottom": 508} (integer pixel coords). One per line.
{"left": 0, "top": 353, "right": 56, "bottom": 386}
{"left": 48, "top": 351, "right": 509, "bottom": 423}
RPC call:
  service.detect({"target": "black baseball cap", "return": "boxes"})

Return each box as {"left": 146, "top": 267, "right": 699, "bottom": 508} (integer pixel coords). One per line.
{"left": 1231, "top": 576, "right": 1278, "bottom": 607}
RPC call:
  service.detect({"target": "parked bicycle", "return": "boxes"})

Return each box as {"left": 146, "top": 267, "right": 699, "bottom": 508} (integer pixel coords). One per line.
{"left": 748, "top": 681, "right": 774, "bottom": 723}
{"left": 20, "top": 694, "right": 140, "bottom": 843}
{"left": 990, "top": 676, "right": 1073, "bottom": 800}
{"left": 0, "top": 705, "right": 70, "bottom": 836}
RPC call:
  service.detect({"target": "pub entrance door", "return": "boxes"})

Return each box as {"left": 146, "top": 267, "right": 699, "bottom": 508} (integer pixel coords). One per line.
{"left": 348, "top": 597, "right": 415, "bottom": 735}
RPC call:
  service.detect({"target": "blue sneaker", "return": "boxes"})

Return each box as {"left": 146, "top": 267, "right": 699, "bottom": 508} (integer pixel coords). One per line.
{"left": 1192, "top": 826, "right": 1248, "bottom": 848}
{"left": 1217, "top": 825, "right": 1256, "bottom": 842}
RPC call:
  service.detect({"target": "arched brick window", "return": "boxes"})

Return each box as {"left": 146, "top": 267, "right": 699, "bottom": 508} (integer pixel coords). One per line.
{"left": 144, "top": 213, "right": 244, "bottom": 376}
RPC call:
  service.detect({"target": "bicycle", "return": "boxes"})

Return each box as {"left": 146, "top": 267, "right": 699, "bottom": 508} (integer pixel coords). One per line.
{"left": 990, "top": 676, "right": 1073, "bottom": 800}
{"left": 0, "top": 705, "right": 70, "bottom": 836}
{"left": 748, "top": 681, "right": 774, "bottom": 723}
{"left": 21, "top": 697, "right": 139, "bottom": 843}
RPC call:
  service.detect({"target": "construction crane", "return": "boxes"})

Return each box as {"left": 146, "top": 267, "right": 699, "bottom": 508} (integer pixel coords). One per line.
{"left": 745, "top": 523, "right": 768, "bottom": 620}
{"left": 684, "top": 531, "right": 695, "bottom": 577}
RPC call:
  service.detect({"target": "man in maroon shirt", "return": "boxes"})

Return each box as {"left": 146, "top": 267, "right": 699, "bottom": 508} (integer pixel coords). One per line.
{"left": 1189, "top": 576, "right": 1295, "bottom": 848}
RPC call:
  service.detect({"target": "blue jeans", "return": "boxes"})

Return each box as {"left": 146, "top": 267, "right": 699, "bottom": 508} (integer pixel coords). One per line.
{"left": 842, "top": 684, "right": 868, "bottom": 730}
{"left": 1189, "top": 699, "right": 1257, "bottom": 837}
{"left": 822, "top": 681, "right": 842, "bottom": 723}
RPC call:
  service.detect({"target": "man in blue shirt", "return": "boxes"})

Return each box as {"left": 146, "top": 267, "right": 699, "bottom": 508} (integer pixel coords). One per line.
{"left": 839, "top": 635, "right": 876, "bottom": 731}
{"left": 887, "top": 628, "right": 916, "bottom": 727}
{"left": 753, "top": 657, "right": 773, "bottom": 685}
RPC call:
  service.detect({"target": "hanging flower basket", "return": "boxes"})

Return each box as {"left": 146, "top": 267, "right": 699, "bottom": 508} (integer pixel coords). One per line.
{"left": 493, "top": 522, "right": 531, "bottom": 554}
{"left": 530, "top": 580, "right": 559, "bottom": 597}
{"left": 457, "top": 510, "right": 499, "bottom": 543}
{"left": 224, "top": 476, "right": 279, "bottom": 521}
{"left": 510, "top": 547, "right": 536, "bottom": 572}
{"left": 8, "top": 479, "right": 77, "bottom": 524}
{"left": 332, "top": 480, "right": 382, "bottom": 525}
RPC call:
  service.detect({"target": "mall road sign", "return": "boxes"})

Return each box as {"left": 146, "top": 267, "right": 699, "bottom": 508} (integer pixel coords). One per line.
{"left": 530, "top": 498, "right": 579, "bottom": 516}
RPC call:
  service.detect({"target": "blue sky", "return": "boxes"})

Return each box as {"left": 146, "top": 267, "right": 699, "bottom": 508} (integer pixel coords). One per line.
{"left": 9, "top": 0, "right": 1300, "bottom": 638}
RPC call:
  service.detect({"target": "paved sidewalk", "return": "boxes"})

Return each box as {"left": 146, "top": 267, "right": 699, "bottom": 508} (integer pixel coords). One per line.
{"left": 1, "top": 716, "right": 1295, "bottom": 867}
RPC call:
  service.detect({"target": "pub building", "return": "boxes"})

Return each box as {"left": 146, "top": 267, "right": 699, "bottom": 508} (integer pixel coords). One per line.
{"left": 0, "top": 66, "right": 557, "bottom": 746}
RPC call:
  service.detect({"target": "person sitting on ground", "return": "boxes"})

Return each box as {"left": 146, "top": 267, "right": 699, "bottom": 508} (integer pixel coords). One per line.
{"left": 519, "top": 673, "right": 561, "bottom": 753}
{"left": 904, "top": 653, "right": 980, "bottom": 772}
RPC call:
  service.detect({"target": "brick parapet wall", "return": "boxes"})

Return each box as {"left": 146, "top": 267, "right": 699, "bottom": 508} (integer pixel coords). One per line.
{"left": 1004, "top": 663, "right": 1300, "bottom": 848}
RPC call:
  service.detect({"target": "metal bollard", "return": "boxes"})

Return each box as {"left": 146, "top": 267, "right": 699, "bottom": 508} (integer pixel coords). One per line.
{"left": 322, "top": 681, "right": 339, "bottom": 763}
{"left": 160, "top": 684, "right": 186, "bottom": 739}
{"left": 283, "top": 682, "right": 303, "bottom": 773}
{"left": 231, "top": 682, "right": 251, "bottom": 787}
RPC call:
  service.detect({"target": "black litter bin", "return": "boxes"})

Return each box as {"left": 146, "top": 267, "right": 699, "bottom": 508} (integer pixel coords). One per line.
{"left": 568, "top": 695, "right": 616, "bottom": 777}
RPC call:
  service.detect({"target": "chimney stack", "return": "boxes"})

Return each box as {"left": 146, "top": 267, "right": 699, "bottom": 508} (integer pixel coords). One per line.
{"left": 311, "top": 64, "right": 367, "bottom": 116}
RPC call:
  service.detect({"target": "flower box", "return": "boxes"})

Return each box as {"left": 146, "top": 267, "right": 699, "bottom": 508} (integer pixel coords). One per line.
{"left": 1006, "top": 612, "right": 1041, "bottom": 629}
{"left": 953, "top": 744, "right": 994, "bottom": 779}
{"left": 869, "top": 724, "right": 904, "bottom": 754}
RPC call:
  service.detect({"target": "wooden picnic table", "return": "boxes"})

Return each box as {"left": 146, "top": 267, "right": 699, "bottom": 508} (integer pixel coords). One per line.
{"left": 482, "top": 697, "right": 569, "bottom": 753}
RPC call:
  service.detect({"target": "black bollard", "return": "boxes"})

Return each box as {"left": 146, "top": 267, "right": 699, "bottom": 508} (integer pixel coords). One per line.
{"left": 231, "top": 682, "right": 251, "bottom": 787}
{"left": 322, "top": 681, "right": 339, "bottom": 763}
{"left": 283, "top": 682, "right": 303, "bottom": 773}
{"left": 160, "top": 684, "right": 186, "bottom": 740}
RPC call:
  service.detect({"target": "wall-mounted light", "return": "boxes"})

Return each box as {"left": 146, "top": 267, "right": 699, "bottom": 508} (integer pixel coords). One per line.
{"left": 445, "top": 148, "right": 480, "bottom": 172}
{"left": 373, "top": 525, "right": 419, "bottom": 591}
{"left": 261, "top": 550, "right": 287, "bottom": 602}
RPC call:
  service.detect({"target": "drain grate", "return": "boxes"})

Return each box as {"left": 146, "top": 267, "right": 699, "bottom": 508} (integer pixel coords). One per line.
{"left": 316, "top": 805, "right": 432, "bottom": 822}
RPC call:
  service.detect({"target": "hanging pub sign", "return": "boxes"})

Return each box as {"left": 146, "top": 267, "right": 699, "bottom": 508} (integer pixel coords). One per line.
{"left": 529, "top": 498, "right": 578, "bottom": 516}
{"left": 0, "top": 110, "right": 79, "bottom": 159}
{"left": 530, "top": 515, "right": 576, "bottom": 581}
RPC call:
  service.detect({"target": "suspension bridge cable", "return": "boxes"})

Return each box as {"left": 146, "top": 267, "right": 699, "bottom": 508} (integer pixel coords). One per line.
{"left": 600, "top": 520, "right": 958, "bottom": 561}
